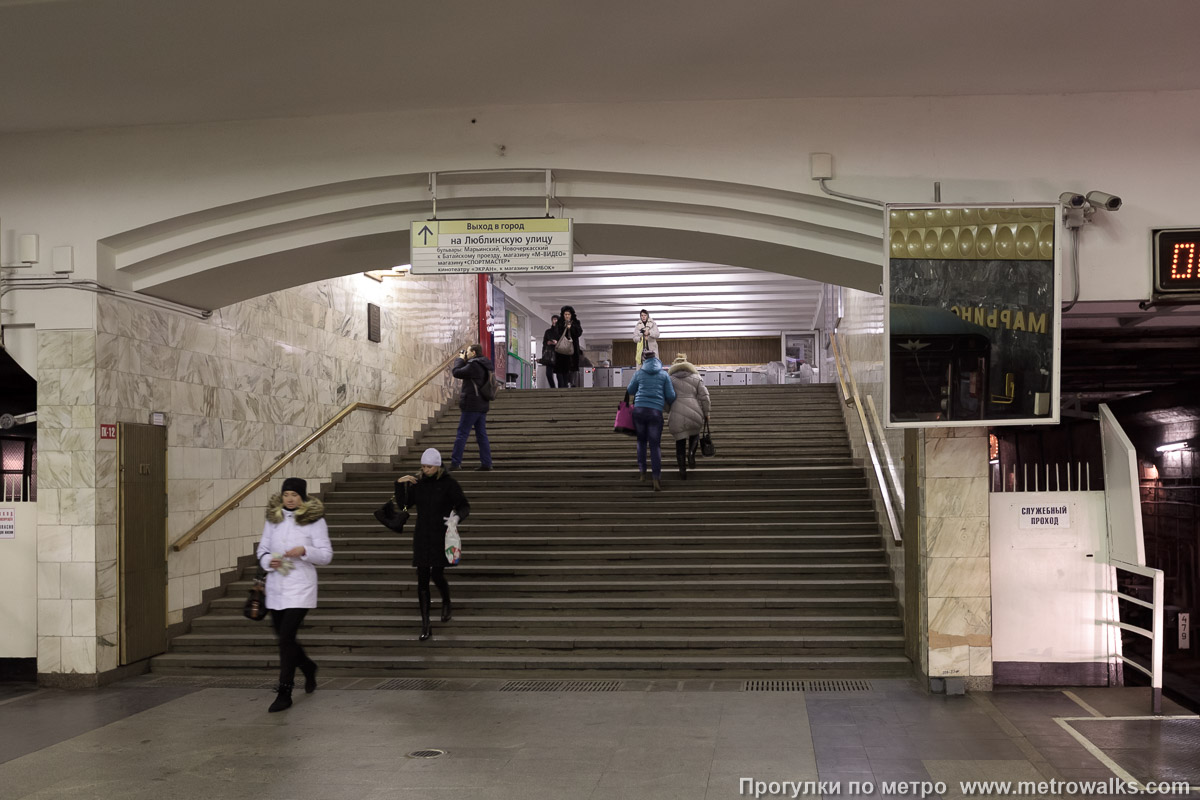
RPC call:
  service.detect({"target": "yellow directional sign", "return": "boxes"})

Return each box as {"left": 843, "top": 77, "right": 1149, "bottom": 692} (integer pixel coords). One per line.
{"left": 411, "top": 218, "right": 573, "bottom": 274}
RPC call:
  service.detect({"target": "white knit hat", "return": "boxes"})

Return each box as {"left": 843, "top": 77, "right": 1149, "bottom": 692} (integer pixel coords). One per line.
{"left": 420, "top": 448, "right": 442, "bottom": 466}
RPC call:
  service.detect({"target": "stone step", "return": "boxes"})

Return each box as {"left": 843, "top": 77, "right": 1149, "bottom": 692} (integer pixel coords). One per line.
{"left": 323, "top": 522, "right": 884, "bottom": 537}
{"left": 323, "top": 544, "right": 886, "bottom": 558}
{"left": 167, "top": 632, "right": 906, "bottom": 655}
{"left": 222, "top": 577, "right": 898, "bottom": 597}
{"left": 160, "top": 382, "right": 910, "bottom": 681}
{"left": 323, "top": 533, "right": 885, "bottom": 547}
{"left": 148, "top": 651, "right": 913, "bottom": 679}
{"left": 210, "top": 595, "right": 900, "bottom": 612}
{"left": 191, "top": 613, "right": 902, "bottom": 631}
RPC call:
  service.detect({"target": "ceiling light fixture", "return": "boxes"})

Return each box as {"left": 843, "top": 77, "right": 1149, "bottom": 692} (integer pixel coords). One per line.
{"left": 1156, "top": 441, "right": 1188, "bottom": 452}
{"left": 364, "top": 265, "right": 411, "bottom": 282}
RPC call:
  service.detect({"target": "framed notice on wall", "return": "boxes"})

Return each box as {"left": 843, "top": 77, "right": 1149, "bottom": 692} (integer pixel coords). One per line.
{"left": 884, "top": 204, "right": 1062, "bottom": 428}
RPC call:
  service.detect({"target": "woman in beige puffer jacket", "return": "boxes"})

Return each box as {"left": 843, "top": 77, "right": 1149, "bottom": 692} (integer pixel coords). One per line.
{"left": 667, "top": 354, "right": 711, "bottom": 480}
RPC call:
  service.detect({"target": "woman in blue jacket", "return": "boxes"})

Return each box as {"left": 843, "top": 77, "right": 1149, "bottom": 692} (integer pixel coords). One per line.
{"left": 624, "top": 350, "right": 676, "bottom": 492}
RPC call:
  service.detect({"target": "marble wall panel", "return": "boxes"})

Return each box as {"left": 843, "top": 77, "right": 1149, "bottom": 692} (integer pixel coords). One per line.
{"left": 37, "top": 525, "right": 72, "bottom": 562}
{"left": 71, "top": 600, "right": 96, "bottom": 638}
{"left": 37, "top": 636, "right": 61, "bottom": 673}
{"left": 96, "top": 560, "right": 117, "bottom": 601}
{"left": 39, "top": 332, "right": 75, "bottom": 369}
{"left": 927, "top": 557, "right": 991, "bottom": 598}
{"left": 928, "top": 596, "right": 992, "bottom": 646}
{"left": 924, "top": 477, "right": 989, "bottom": 519}
{"left": 38, "top": 599, "right": 72, "bottom": 637}
{"left": 59, "top": 273, "right": 474, "bottom": 677}
{"left": 925, "top": 517, "right": 989, "bottom": 558}
{"left": 60, "top": 636, "right": 96, "bottom": 673}
{"left": 925, "top": 436, "right": 989, "bottom": 479}
{"left": 928, "top": 645, "right": 971, "bottom": 677}
{"left": 37, "top": 563, "right": 60, "bottom": 599}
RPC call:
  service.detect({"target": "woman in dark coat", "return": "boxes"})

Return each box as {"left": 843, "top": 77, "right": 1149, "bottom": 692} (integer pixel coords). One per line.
{"left": 394, "top": 447, "right": 470, "bottom": 641}
{"left": 551, "top": 305, "right": 583, "bottom": 388}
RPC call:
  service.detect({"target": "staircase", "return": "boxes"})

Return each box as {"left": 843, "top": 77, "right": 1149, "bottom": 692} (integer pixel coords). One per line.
{"left": 151, "top": 383, "right": 911, "bottom": 678}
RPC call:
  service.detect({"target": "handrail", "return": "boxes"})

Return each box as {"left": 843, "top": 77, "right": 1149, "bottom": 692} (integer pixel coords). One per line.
{"left": 171, "top": 353, "right": 459, "bottom": 552}
{"left": 1106, "top": 561, "right": 1165, "bottom": 714}
{"left": 829, "top": 333, "right": 902, "bottom": 544}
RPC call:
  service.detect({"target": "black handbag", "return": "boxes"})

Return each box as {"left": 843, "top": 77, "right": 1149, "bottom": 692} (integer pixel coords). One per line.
{"left": 243, "top": 572, "right": 269, "bottom": 621}
{"left": 537, "top": 343, "right": 556, "bottom": 366}
{"left": 699, "top": 419, "right": 715, "bottom": 457}
{"left": 374, "top": 499, "right": 410, "bottom": 533}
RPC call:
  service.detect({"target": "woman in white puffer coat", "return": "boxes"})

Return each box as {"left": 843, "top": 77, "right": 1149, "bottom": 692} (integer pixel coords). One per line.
{"left": 256, "top": 476, "right": 333, "bottom": 712}
{"left": 633, "top": 309, "right": 660, "bottom": 366}
{"left": 667, "top": 353, "right": 711, "bottom": 480}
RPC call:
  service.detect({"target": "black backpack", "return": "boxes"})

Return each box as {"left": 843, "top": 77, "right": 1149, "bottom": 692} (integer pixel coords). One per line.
{"left": 476, "top": 368, "right": 497, "bottom": 401}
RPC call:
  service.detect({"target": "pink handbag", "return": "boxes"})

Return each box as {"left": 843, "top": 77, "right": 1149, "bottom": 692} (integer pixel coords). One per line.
{"left": 613, "top": 400, "right": 635, "bottom": 436}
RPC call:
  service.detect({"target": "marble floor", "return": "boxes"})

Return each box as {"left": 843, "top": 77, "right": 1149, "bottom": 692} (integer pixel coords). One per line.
{"left": 0, "top": 677, "right": 1196, "bottom": 800}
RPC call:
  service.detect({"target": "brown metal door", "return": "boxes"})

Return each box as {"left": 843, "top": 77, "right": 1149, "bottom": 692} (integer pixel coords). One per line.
{"left": 119, "top": 422, "right": 167, "bottom": 664}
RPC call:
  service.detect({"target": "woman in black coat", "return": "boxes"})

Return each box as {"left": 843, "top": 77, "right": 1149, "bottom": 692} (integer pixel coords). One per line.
{"left": 395, "top": 447, "right": 470, "bottom": 641}
{"left": 552, "top": 305, "right": 583, "bottom": 388}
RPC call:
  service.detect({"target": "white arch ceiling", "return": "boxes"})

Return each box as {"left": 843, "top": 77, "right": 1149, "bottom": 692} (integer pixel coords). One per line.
{"left": 104, "top": 169, "right": 882, "bottom": 340}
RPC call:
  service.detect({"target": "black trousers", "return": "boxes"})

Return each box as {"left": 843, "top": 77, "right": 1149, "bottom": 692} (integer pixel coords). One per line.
{"left": 270, "top": 608, "right": 314, "bottom": 685}
{"left": 675, "top": 435, "right": 699, "bottom": 465}
{"left": 554, "top": 366, "right": 573, "bottom": 388}
{"left": 416, "top": 565, "right": 451, "bottom": 603}
{"left": 544, "top": 364, "right": 557, "bottom": 388}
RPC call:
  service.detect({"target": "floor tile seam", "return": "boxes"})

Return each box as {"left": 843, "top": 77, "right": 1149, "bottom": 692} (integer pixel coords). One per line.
{"left": 0, "top": 689, "right": 47, "bottom": 708}
{"left": 967, "top": 692, "right": 1064, "bottom": 784}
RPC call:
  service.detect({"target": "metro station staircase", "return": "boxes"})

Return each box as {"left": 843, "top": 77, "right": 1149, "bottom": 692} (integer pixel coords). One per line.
{"left": 151, "top": 383, "right": 911, "bottom": 678}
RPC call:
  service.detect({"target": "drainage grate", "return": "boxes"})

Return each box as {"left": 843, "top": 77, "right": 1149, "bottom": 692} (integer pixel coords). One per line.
{"left": 142, "top": 676, "right": 218, "bottom": 686}
{"left": 743, "top": 679, "right": 872, "bottom": 692}
{"left": 375, "top": 678, "right": 446, "bottom": 691}
{"left": 211, "top": 678, "right": 278, "bottom": 689}
{"left": 407, "top": 749, "right": 446, "bottom": 759}
{"left": 499, "top": 680, "right": 623, "bottom": 692}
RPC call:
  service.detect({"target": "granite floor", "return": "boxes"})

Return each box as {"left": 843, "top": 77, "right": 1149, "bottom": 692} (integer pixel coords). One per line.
{"left": 0, "top": 677, "right": 1196, "bottom": 800}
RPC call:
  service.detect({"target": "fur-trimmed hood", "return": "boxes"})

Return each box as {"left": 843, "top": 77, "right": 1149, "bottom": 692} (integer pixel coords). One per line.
{"left": 265, "top": 494, "right": 325, "bottom": 525}
{"left": 668, "top": 359, "right": 698, "bottom": 376}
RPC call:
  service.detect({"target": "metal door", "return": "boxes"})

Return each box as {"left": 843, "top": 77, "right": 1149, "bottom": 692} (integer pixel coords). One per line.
{"left": 119, "top": 422, "right": 167, "bottom": 664}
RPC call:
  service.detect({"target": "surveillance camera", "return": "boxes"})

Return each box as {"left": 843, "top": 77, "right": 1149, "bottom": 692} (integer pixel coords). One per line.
{"left": 1086, "top": 190, "right": 1122, "bottom": 211}
{"left": 1059, "top": 192, "right": 1086, "bottom": 208}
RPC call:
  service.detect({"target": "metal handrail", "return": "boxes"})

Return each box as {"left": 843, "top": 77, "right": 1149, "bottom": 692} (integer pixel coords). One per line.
{"left": 829, "top": 333, "right": 902, "bottom": 544}
{"left": 170, "top": 353, "right": 459, "bottom": 552}
{"left": 1106, "top": 561, "right": 1165, "bottom": 714}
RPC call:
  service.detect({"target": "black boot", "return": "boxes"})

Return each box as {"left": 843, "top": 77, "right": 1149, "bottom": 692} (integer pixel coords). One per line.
{"left": 268, "top": 683, "right": 293, "bottom": 712}
{"left": 440, "top": 591, "right": 453, "bottom": 622}
{"left": 301, "top": 661, "right": 318, "bottom": 694}
{"left": 418, "top": 586, "right": 433, "bottom": 641}
{"left": 676, "top": 440, "right": 687, "bottom": 480}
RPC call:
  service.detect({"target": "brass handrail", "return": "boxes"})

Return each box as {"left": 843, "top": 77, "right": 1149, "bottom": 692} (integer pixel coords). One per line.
{"left": 170, "top": 353, "right": 459, "bottom": 552}
{"left": 829, "top": 333, "right": 902, "bottom": 544}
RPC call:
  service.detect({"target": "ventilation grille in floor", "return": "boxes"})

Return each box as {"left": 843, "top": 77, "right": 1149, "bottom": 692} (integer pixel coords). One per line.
{"left": 499, "top": 680, "right": 623, "bottom": 692}
{"left": 210, "top": 677, "right": 279, "bottom": 689}
{"left": 375, "top": 678, "right": 446, "bottom": 691}
{"left": 743, "top": 679, "right": 872, "bottom": 692}
{"left": 407, "top": 749, "right": 446, "bottom": 759}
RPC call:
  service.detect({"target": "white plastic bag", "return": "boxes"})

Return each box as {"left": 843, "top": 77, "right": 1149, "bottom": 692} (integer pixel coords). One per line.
{"left": 444, "top": 511, "right": 462, "bottom": 565}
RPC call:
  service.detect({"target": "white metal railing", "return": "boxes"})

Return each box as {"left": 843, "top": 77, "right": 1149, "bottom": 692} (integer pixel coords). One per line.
{"left": 991, "top": 461, "right": 1094, "bottom": 493}
{"left": 829, "top": 333, "right": 902, "bottom": 544}
{"left": 2, "top": 475, "right": 33, "bottom": 502}
{"left": 1107, "top": 561, "right": 1165, "bottom": 715}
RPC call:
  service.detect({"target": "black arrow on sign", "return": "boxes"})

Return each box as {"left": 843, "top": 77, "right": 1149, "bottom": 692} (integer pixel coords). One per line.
{"left": 417, "top": 225, "right": 434, "bottom": 245}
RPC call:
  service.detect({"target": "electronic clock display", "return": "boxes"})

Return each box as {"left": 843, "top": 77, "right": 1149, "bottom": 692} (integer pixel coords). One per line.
{"left": 1155, "top": 228, "right": 1200, "bottom": 293}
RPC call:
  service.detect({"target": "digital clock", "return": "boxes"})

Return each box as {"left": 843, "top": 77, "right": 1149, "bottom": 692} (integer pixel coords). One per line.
{"left": 1154, "top": 228, "right": 1200, "bottom": 294}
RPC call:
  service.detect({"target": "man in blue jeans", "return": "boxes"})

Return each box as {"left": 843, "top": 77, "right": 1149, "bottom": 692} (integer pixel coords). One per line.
{"left": 449, "top": 344, "right": 494, "bottom": 471}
